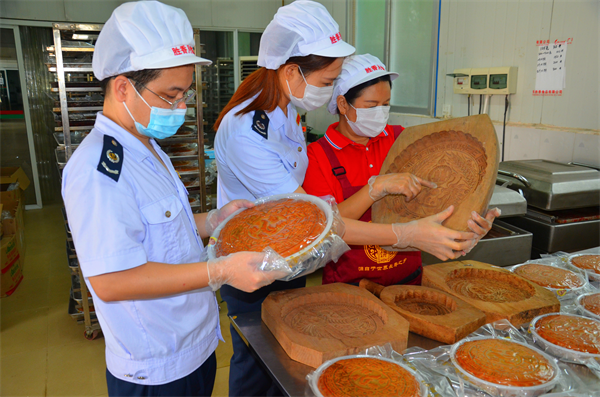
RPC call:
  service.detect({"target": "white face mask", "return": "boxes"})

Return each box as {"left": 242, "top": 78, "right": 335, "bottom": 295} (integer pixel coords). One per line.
{"left": 345, "top": 104, "right": 390, "bottom": 138}
{"left": 286, "top": 67, "right": 333, "bottom": 111}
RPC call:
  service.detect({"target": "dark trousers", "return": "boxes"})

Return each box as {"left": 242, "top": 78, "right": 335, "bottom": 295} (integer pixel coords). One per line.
{"left": 221, "top": 277, "right": 306, "bottom": 397}
{"left": 106, "top": 352, "right": 216, "bottom": 397}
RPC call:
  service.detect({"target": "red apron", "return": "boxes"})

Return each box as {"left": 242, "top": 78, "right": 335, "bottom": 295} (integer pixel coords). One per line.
{"left": 316, "top": 126, "right": 422, "bottom": 287}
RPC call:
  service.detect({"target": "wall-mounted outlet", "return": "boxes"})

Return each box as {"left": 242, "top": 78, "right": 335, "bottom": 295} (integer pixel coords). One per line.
{"left": 442, "top": 104, "right": 452, "bottom": 118}
{"left": 449, "top": 67, "right": 518, "bottom": 95}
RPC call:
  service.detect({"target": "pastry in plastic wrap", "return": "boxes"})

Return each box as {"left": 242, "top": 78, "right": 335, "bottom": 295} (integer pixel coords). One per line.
{"left": 580, "top": 293, "right": 600, "bottom": 316}
{"left": 534, "top": 314, "right": 600, "bottom": 354}
{"left": 453, "top": 338, "right": 556, "bottom": 387}
{"left": 316, "top": 357, "right": 421, "bottom": 397}
{"left": 214, "top": 198, "right": 326, "bottom": 258}
{"left": 569, "top": 254, "right": 600, "bottom": 275}
{"left": 513, "top": 263, "right": 585, "bottom": 289}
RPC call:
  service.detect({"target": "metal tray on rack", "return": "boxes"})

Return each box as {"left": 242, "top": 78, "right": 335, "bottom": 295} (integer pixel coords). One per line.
{"left": 71, "top": 274, "right": 93, "bottom": 303}
{"left": 68, "top": 296, "right": 96, "bottom": 321}
{"left": 54, "top": 132, "right": 89, "bottom": 147}
{"left": 55, "top": 148, "right": 67, "bottom": 168}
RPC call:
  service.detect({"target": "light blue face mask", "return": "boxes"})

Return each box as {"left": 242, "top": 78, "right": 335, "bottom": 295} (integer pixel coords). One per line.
{"left": 123, "top": 82, "right": 186, "bottom": 140}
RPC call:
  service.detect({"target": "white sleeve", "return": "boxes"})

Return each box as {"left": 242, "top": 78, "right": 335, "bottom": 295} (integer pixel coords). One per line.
{"left": 62, "top": 160, "right": 147, "bottom": 278}
{"left": 224, "top": 133, "right": 300, "bottom": 198}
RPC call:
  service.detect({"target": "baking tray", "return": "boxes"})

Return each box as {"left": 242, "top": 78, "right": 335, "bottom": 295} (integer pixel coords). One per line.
{"left": 503, "top": 215, "right": 599, "bottom": 253}
{"left": 421, "top": 220, "right": 532, "bottom": 267}
{"left": 497, "top": 160, "right": 600, "bottom": 210}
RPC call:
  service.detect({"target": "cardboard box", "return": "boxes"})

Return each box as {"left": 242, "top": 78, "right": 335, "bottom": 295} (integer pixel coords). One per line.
{"left": 1, "top": 199, "right": 25, "bottom": 255}
{"left": 1, "top": 235, "right": 23, "bottom": 297}
{"left": 0, "top": 167, "right": 31, "bottom": 203}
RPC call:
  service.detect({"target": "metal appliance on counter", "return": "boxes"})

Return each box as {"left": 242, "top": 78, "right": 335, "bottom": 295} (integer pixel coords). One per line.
{"left": 497, "top": 160, "right": 600, "bottom": 257}
{"left": 422, "top": 184, "right": 532, "bottom": 267}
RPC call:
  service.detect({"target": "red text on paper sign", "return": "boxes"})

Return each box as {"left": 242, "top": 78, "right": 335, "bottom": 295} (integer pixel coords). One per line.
{"left": 172, "top": 45, "right": 195, "bottom": 56}
{"left": 537, "top": 38, "right": 573, "bottom": 46}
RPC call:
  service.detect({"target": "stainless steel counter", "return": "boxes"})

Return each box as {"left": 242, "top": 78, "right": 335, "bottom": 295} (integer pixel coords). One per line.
{"left": 230, "top": 311, "right": 444, "bottom": 397}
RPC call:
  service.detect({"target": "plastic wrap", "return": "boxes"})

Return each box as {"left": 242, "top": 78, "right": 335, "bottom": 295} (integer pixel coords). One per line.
{"left": 576, "top": 292, "right": 600, "bottom": 321}
{"left": 207, "top": 193, "right": 349, "bottom": 282}
{"left": 529, "top": 313, "right": 600, "bottom": 364}
{"left": 449, "top": 337, "right": 560, "bottom": 396}
{"left": 509, "top": 258, "right": 589, "bottom": 301}
{"left": 567, "top": 253, "right": 600, "bottom": 283}
{"left": 305, "top": 348, "right": 428, "bottom": 397}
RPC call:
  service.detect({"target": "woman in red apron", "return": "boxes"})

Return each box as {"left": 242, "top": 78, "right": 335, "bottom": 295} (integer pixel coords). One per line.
{"left": 303, "top": 54, "right": 500, "bottom": 286}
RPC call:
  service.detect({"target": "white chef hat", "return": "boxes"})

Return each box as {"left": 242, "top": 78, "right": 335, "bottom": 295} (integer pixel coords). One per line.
{"left": 327, "top": 54, "right": 399, "bottom": 114}
{"left": 257, "top": 0, "right": 355, "bottom": 70}
{"left": 93, "top": 0, "right": 212, "bottom": 81}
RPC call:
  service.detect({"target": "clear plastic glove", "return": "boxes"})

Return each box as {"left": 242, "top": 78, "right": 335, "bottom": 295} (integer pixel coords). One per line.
{"left": 391, "top": 205, "right": 478, "bottom": 261}
{"left": 205, "top": 199, "right": 254, "bottom": 236}
{"left": 465, "top": 208, "right": 501, "bottom": 252}
{"left": 206, "top": 248, "right": 291, "bottom": 292}
{"left": 319, "top": 195, "right": 346, "bottom": 238}
{"left": 368, "top": 174, "right": 437, "bottom": 202}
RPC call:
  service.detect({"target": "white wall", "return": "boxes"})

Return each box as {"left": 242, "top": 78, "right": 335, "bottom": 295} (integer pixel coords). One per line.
{"left": 308, "top": 0, "right": 599, "bottom": 167}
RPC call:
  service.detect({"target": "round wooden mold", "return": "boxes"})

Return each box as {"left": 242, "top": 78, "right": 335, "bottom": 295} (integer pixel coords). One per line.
{"left": 280, "top": 292, "right": 389, "bottom": 340}
{"left": 576, "top": 293, "right": 600, "bottom": 320}
{"left": 381, "top": 286, "right": 458, "bottom": 316}
{"left": 512, "top": 263, "right": 586, "bottom": 298}
{"left": 450, "top": 337, "right": 559, "bottom": 396}
{"left": 310, "top": 355, "right": 425, "bottom": 397}
{"left": 445, "top": 268, "right": 536, "bottom": 303}
{"left": 568, "top": 254, "right": 600, "bottom": 282}
{"left": 530, "top": 313, "right": 600, "bottom": 362}
{"left": 372, "top": 116, "right": 499, "bottom": 232}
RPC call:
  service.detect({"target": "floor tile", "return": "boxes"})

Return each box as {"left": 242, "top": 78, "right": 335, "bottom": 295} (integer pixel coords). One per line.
{"left": 0, "top": 276, "right": 50, "bottom": 314}
{"left": 0, "top": 307, "right": 49, "bottom": 356}
{"left": 46, "top": 340, "right": 106, "bottom": 396}
{"left": 211, "top": 366, "right": 229, "bottom": 397}
{"left": 0, "top": 348, "right": 48, "bottom": 396}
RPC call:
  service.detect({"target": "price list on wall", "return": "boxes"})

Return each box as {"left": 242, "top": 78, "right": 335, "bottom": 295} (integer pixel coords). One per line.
{"left": 533, "top": 38, "right": 572, "bottom": 96}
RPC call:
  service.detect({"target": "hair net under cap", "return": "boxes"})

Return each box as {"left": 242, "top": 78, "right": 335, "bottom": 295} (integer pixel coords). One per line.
{"left": 327, "top": 54, "right": 399, "bottom": 114}
{"left": 92, "top": 0, "right": 211, "bottom": 81}
{"left": 257, "top": 0, "right": 355, "bottom": 70}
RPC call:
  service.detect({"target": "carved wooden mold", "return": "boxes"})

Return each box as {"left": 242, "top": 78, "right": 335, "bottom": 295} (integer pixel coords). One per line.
{"left": 422, "top": 260, "right": 560, "bottom": 326}
{"left": 261, "top": 283, "right": 410, "bottom": 368}
{"left": 378, "top": 285, "right": 487, "bottom": 344}
{"left": 372, "top": 115, "right": 499, "bottom": 231}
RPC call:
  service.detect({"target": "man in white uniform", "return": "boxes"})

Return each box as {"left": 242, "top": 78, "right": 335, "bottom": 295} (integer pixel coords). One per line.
{"left": 62, "top": 2, "right": 286, "bottom": 396}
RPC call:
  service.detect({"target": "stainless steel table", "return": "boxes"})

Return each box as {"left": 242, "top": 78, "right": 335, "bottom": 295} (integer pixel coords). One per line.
{"left": 230, "top": 311, "right": 444, "bottom": 397}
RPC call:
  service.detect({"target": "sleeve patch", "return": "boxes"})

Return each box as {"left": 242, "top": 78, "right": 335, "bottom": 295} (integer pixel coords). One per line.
{"left": 96, "top": 134, "right": 124, "bottom": 182}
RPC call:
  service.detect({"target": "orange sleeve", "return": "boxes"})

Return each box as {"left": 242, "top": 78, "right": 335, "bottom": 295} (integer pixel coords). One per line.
{"left": 303, "top": 142, "right": 345, "bottom": 204}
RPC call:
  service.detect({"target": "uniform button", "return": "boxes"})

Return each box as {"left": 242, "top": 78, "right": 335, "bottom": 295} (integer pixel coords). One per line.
{"left": 297, "top": 147, "right": 302, "bottom": 152}
{"left": 196, "top": 229, "right": 200, "bottom": 236}
{"left": 124, "top": 374, "right": 133, "bottom": 378}
{"left": 294, "top": 162, "right": 297, "bottom": 167}
{"left": 165, "top": 211, "right": 172, "bottom": 218}
{"left": 137, "top": 376, "right": 147, "bottom": 380}
{"left": 369, "top": 164, "right": 373, "bottom": 168}
{"left": 366, "top": 147, "right": 369, "bottom": 151}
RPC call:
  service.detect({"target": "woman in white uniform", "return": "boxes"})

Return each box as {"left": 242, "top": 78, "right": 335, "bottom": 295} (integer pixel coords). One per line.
{"left": 213, "top": 2, "right": 488, "bottom": 396}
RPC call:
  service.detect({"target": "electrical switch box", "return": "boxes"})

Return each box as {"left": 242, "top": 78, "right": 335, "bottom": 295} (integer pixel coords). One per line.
{"left": 449, "top": 67, "right": 517, "bottom": 95}
{"left": 487, "top": 67, "right": 517, "bottom": 94}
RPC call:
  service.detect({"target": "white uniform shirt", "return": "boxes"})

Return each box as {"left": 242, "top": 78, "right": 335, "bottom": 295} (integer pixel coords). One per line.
{"left": 62, "top": 113, "right": 222, "bottom": 385}
{"left": 215, "top": 97, "right": 308, "bottom": 207}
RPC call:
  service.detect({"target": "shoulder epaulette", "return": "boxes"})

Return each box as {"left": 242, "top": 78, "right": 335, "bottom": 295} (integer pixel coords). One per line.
{"left": 251, "top": 110, "right": 269, "bottom": 139}
{"left": 96, "top": 134, "right": 123, "bottom": 182}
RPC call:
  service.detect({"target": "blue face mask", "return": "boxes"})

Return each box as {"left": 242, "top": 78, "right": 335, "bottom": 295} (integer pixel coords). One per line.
{"left": 123, "top": 83, "right": 186, "bottom": 140}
